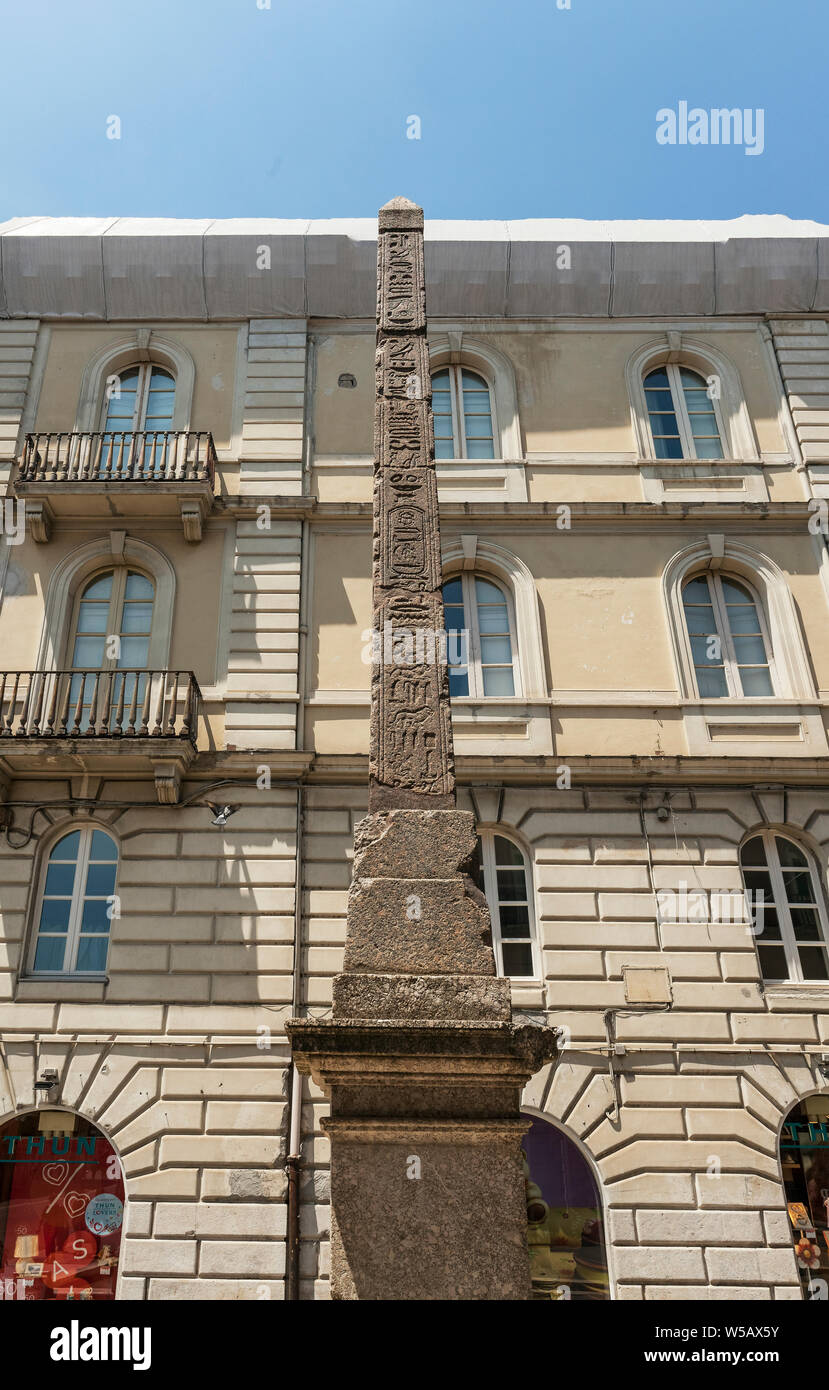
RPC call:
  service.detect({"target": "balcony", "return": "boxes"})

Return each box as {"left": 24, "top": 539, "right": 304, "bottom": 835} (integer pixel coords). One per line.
{"left": 0, "top": 669, "right": 201, "bottom": 803}
{"left": 14, "top": 431, "right": 216, "bottom": 542}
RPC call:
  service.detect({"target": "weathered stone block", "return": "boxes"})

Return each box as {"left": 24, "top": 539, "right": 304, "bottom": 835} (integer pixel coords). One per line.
{"left": 333, "top": 972, "right": 510, "bottom": 1022}
{"left": 352, "top": 809, "right": 477, "bottom": 879}
{"left": 343, "top": 878, "right": 493, "bottom": 975}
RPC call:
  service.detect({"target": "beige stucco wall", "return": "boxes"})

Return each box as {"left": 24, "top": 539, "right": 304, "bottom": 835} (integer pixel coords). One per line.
{"left": 33, "top": 325, "right": 241, "bottom": 449}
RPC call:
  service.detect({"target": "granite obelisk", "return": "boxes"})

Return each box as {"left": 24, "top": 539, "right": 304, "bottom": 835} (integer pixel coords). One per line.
{"left": 288, "top": 199, "right": 557, "bottom": 1300}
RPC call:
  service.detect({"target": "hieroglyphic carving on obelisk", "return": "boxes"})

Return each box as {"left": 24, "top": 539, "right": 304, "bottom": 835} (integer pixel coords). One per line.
{"left": 369, "top": 197, "right": 455, "bottom": 811}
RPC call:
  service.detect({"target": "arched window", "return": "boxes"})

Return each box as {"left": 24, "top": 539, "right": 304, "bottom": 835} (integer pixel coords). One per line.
{"left": 644, "top": 365, "right": 724, "bottom": 460}
{"left": 682, "top": 573, "right": 773, "bottom": 698}
{"left": 0, "top": 1109, "right": 125, "bottom": 1299}
{"left": 432, "top": 367, "right": 495, "bottom": 460}
{"left": 102, "top": 364, "right": 176, "bottom": 436}
{"left": 522, "top": 1115, "right": 610, "bottom": 1300}
{"left": 66, "top": 569, "right": 155, "bottom": 729}
{"left": 29, "top": 827, "right": 118, "bottom": 976}
{"left": 442, "top": 574, "right": 517, "bottom": 698}
{"left": 740, "top": 832, "right": 829, "bottom": 983}
{"left": 469, "top": 831, "right": 538, "bottom": 978}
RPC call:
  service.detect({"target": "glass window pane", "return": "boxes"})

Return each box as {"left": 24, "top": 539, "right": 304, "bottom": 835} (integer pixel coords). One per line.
{"left": 502, "top": 942, "right": 534, "bottom": 977}
{"left": 480, "top": 636, "right": 512, "bottom": 664}
{"left": 790, "top": 908, "right": 821, "bottom": 940}
{"left": 44, "top": 863, "right": 76, "bottom": 897}
{"left": 783, "top": 870, "right": 816, "bottom": 906}
{"left": 739, "top": 668, "right": 773, "bottom": 696}
{"left": 684, "top": 605, "right": 717, "bottom": 635}
{"left": 75, "top": 936, "right": 109, "bottom": 973}
{"left": 740, "top": 836, "right": 767, "bottom": 866}
{"left": 72, "top": 635, "right": 106, "bottom": 667}
{"left": 499, "top": 905, "right": 531, "bottom": 935}
{"left": 85, "top": 863, "right": 117, "bottom": 897}
{"left": 696, "top": 666, "right": 728, "bottom": 697}
{"left": 731, "top": 635, "right": 767, "bottom": 665}
{"left": 482, "top": 666, "right": 515, "bottom": 697}
{"left": 694, "top": 437, "right": 724, "bottom": 459}
{"left": 431, "top": 370, "right": 451, "bottom": 388}
{"left": 756, "top": 906, "right": 782, "bottom": 940}
{"left": 654, "top": 435, "right": 683, "bottom": 459}
{"left": 684, "top": 578, "right": 712, "bottom": 603}
{"left": 478, "top": 608, "right": 510, "bottom": 635}
{"left": 776, "top": 838, "right": 808, "bottom": 868}
{"left": 494, "top": 836, "right": 525, "bottom": 867}
{"left": 50, "top": 831, "right": 81, "bottom": 862}
{"left": 442, "top": 578, "right": 463, "bottom": 606}
{"left": 475, "top": 579, "right": 505, "bottom": 605}
{"left": 38, "top": 898, "right": 71, "bottom": 933}
{"left": 644, "top": 389, "right": 674, "bottom": 411}
{"left": 76, "top": 604, "right": 110, "bottom": 635}
{"left": 645, "top": 368, "right": 671, "bottom": 389}
{"left": 464, "top": 416, "right": 492, "bottom": 438}
{"left": 496, "top": 868, "right": 528, "bottom": 902}
{"left": 466, "top": 439, "right": 496, "bottom": 459}
{"left": 120, "top": 603, "right": 153, "bottom": 635}
{"left": 117, "top": 637, "right": 150, "bottom": 667}
{"left": 757, "top": 944, "right": 788, "bottom": 980}
{"left": 448, "top": 668, "right": 469, "bottom": 697}
{"left": 727, "top": 606, "right": 762, "bottom": 635}
{"left": 434, "top": 438, "right": 454, "bottom": 459}
{"left": 743, "top": 869, "right": 773, "bottom": 895}
{"left": 798, "top": 946, "right": 829, "bottom": 981}
{"left": 33, "top": 937, "right": 68, "bottom": 973}
{"left": 81, "top": 899, "right": 112, "bottom": 933}
{"left": 721, "top": 579, "right": 751, "bottom": 604}
{"left": 683, "top": 389, "right": 712, "bottom": 411}
{"left": 124, "top": 573, "right": 154, "bottom": 600}
{"left": 690, "top": 635, "right": 721, "bottom": 666}
{"left": 90, "top": 830, "right": 117, "bottom": 860}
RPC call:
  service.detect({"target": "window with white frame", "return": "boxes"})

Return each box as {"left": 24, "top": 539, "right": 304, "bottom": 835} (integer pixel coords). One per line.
{"left": 442, "top": 573, "right": 517, "bottom": 697}
{"left": 432, "top": 367, "right": 495, "bottom": 460}
{"left": 66, "top": 568, "right": 156, "bottom": 730}
{"left": 644, "top": 365, "right": 725, "bottom": 460}
{"left": 30, "top": 827, "right": 118, "bottom": 975}
{"left": 469, "top": 832, "right": 539, "bottom": 979}
{"left": 682, "top": 573, "right": 773, "bottom": 698}
{"left": 102, "top": 363, "right": 176, "bottom": 437}
{"left": 740, "top": 832, "right": 829, "bottom": 983}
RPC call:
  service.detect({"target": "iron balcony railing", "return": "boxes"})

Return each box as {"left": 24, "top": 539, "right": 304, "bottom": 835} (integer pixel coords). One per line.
{"left": 0, "top": 670, "right": 200, "bottom": 741}
{"left": 18, "top": 431, "right": 216, "bottom": 485}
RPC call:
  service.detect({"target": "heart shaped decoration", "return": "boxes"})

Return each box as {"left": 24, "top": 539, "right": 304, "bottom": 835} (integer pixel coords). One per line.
{"left": 63, "top": 1191, "right": 87, "bottom": 1219}
{"left": 43, "top": 1163, "right": 69, "bottom": 1187}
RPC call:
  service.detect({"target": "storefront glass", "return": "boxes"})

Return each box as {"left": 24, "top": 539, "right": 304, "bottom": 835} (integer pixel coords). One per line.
{"left": 0, "top": 1109, "right": 124, "bottom": 1301}
{"left": 780, "top": 1094, "right": 829, "bottom": 1300}
{"left": 522, "top": 1115, "right": 610, "bottom": 1300}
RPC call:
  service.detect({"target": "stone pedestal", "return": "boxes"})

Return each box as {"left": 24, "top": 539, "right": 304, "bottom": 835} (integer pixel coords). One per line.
{"left": 288, "top": 810, "right": 558, "bottom": 1300}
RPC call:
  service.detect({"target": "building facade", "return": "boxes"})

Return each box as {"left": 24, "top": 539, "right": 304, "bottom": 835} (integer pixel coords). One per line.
{"left": 0, "top": 214, "right": 828, "bottom": 1301}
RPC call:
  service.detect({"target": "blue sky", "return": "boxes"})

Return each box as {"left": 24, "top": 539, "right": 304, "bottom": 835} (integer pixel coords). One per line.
{"left": 1, "top": 0, "right": 826, "bottom": 222}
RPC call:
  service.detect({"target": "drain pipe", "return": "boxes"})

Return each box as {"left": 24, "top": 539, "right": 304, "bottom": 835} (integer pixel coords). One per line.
{"left": 285, "top": 779, "right": 304, "bottom": 1301}
{"left": 285, "top": 498, "right": 312, "bottom": 1300}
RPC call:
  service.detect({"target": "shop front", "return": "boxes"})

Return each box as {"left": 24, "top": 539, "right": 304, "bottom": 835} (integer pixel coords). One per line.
{"left": 522, "top": 1114, "right": 610, "bottom": 1300}
{"left": 780, "top": 1093, "right": 829, "bottom": 1300}
{"left": 0, "top": 1109, "right": 124, "bottom": 1301}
